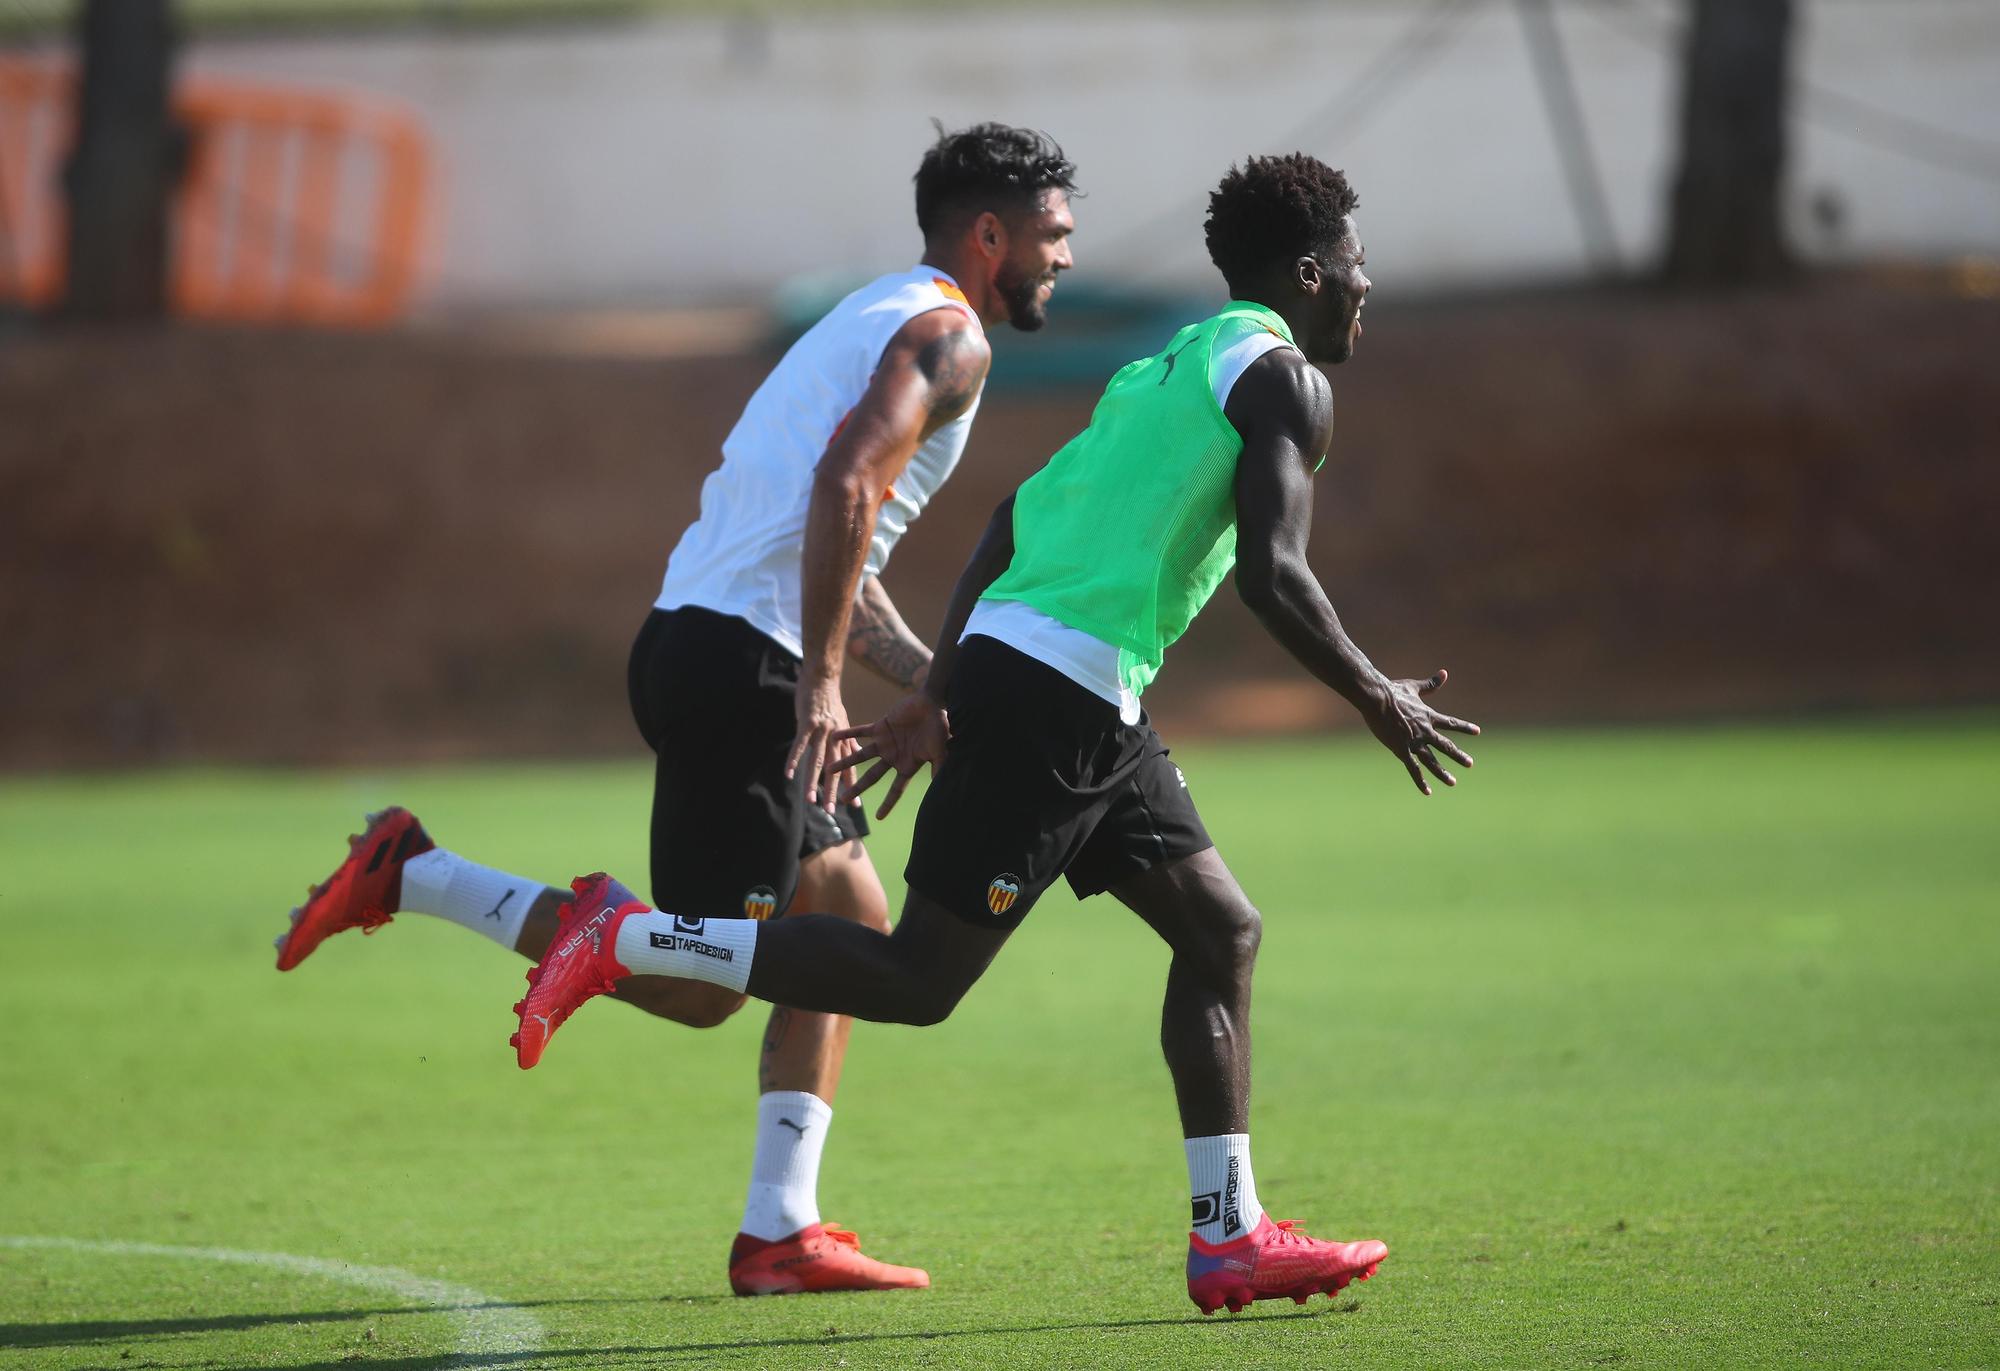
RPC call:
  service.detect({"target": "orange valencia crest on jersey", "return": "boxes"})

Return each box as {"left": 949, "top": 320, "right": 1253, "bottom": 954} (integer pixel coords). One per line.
{"left": 932, "top": 278, "right": 970, "bottom": 307}
{"left": 743, "top": 885, "right": 779, "bottom": 920}
{"left": 986, "top": 874, "right": 1022, "bottom": 916}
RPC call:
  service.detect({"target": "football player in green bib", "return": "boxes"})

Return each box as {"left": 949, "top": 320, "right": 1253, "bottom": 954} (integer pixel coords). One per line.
{"left": 515, "top": 153, "right": 1480, "bottom": 1313}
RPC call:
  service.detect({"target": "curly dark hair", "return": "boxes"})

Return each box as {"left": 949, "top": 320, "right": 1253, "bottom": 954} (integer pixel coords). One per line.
{"left": 1204, "top": 154, "right": 1360, "bottom": 291}
{"left": 914, "top": 121, "right": 1078, "bottom": 238}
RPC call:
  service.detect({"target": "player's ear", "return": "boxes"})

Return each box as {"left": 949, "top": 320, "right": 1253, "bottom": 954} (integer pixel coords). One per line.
{"left": 974, "top": 210, "right": 1006, "bottom": 259}
{"left": 1294, "top": 255, "right": 1323, "bottom": 294}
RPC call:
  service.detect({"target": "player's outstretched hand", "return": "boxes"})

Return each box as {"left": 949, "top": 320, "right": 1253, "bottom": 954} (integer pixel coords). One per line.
{"left": 786, "top": 678, "right": 854, "bottom": 814}
{"left": 1360, "top": 668, "right": 1480, "bottom": 796}
{"left": 829, "top": 692, "right": 951, "bottom": 820}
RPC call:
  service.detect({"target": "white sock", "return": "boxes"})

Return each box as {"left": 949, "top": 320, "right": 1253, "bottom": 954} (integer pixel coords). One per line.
{"left": 740, "top": 1090, "right": 832, "bottom": 1241}
{"left": 398, "top": 848, "right": 543, "bottom": 951}
{"left": 1186, "top": 1133, "right": 1265, "bottom": 1244}
{"left": 612, "top": 909, "right": 756, "bottom": 993}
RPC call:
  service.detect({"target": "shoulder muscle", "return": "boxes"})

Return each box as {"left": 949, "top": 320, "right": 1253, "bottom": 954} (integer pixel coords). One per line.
{"left": 884, "top": 308, "right": 991, "bottom": 429}
{"left": 1224, "top": 347, "right": 1332, "bottom": 469}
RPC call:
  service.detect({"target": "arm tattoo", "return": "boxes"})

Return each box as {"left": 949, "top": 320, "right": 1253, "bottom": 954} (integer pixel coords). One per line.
{"left": 914, "top": 327, "right": 985, "bottom": 420}
{"left": 847, "top": 579, "right": 932, "bottom": 690}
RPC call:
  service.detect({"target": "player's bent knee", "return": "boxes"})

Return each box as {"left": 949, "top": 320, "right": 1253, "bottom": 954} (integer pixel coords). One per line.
{"left": 888, "top": 958, "right": 979, "bottom": 1026}
{"left": 871, "top": 887, "right": 1006, "bottom": 1025}
{"left": 1235, "top": 903, "right": 1264, "bottom": 961}
{"left": 896, "top": 981, "right": 966, "bottom": 1027}
{"left": 1206, "top": 899, "right": 1262, "bottom": 979}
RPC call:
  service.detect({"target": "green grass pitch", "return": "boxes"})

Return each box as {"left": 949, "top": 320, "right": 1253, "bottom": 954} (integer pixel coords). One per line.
{"left": 2, "top": 717, "right": 1996, "bottom": 1369}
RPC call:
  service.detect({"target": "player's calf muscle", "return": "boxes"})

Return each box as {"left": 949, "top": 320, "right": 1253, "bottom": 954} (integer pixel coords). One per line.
{"left": 614, "top": 976, "right": 745, "bottom": 1028}
{"left": 748, "top": 914, "right": 970, "bottom": 1026}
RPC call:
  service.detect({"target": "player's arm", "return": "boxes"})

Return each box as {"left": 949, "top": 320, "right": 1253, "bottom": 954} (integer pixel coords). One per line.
{"left": 833, "top": 493, "right": 1015, "bottom": 819}
{"left": 919, "top": 491, "right": 1015, "bottom": 708}
{"left": 791, "top": 308, "right": 990, "bottom": 807}
{"left": 846, "top": 575, "right": 931, "bottom": 691}
{"left": 1229, "top": 349, "right": 1480, "bottom": 795}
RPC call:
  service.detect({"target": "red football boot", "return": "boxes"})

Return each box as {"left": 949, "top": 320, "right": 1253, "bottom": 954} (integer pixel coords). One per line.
{"left": 275, "top": 808, "right": 434, "bottom": 971}
{"left": 728, "top": 1224, "right": 930, "bottom": 1296}
{"left": 1186, "top": 1215, "right": 1387, "bottom": 1314}
{"left": 510, "top": 873, "right": 638, "bottom": 1069}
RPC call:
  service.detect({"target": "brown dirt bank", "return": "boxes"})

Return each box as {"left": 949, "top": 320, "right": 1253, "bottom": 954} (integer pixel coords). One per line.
{"left": 3, "top": 274, "right": 1995, "bottom": 771}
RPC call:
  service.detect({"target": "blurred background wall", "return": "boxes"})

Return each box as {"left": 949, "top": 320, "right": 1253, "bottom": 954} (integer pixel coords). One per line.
{"left": 8, "top": 1, "right": 1994, "bottom": 305}
{"left": 1, "top": 0, "right": 1996, "bottom": 769}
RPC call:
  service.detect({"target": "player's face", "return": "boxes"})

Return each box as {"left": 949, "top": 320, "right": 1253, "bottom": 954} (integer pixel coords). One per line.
{"left": 1300, "top": 217, "right": 1369, "bottom": 366}
{"left": 993, "top": 190, "right": 1076, "bottom": 332}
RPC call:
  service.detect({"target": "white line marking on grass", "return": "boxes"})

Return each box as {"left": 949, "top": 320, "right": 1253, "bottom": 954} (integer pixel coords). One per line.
{"left": 1, "top": 1235, "right": 544, "bottom": 1368}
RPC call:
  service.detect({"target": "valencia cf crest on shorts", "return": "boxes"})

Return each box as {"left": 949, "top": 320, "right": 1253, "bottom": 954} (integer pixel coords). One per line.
{"left": 743, "top": 885, "right": 779, "bottom": 921}
{"left": 986, "top": 873, "right": 1022, "bottom": 917}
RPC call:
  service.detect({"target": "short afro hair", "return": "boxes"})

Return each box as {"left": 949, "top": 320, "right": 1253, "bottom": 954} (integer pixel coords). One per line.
{"left": 1204, "top": 154, "right": 1360, "bottom": 291}
{"left": 914, "top": 121, "right": 1077, "bottom": 239}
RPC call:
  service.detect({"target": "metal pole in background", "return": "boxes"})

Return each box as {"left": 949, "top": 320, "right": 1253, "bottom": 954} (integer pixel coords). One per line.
{"left": 1515, "top": 0, "right": 1621, "bottom": 275}
{"left": 62, "top": 0, "right": 183, "bottom": 320}
{"left": 1663, "top": 0, "right": 1796, "bottom": 286}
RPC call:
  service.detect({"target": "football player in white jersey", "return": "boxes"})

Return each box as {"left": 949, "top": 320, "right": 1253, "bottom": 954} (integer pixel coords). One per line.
{"left": 273, "top": 123, "right": 1078, "bottom": 1294}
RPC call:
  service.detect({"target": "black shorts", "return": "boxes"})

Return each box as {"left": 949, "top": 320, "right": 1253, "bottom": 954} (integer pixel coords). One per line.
{"left": 905, "top": 635, "right": 1213, "bottom": 929}
{"left": 627, "top": 605, "right": 868, "bottom": 921}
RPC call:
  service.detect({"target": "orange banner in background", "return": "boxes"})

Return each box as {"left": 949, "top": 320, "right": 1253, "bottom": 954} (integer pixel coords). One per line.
{"left": 0, "top": 56, "right": 430, "bottom": 326}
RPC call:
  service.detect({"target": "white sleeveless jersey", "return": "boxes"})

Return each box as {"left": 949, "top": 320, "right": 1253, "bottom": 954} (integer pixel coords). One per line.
{"left": 655, "top": 266, "right": 985, "bottom": 659}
